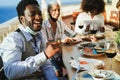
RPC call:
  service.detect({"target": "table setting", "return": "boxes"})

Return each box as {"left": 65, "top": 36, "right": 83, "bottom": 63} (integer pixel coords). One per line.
{"left": 62, "top": 30, "right": 120, "bottom": 80}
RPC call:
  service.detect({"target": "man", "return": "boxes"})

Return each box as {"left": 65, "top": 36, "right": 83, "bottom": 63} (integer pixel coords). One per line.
{"left": 0, "top": 0, "right": 60, "bottom": 80}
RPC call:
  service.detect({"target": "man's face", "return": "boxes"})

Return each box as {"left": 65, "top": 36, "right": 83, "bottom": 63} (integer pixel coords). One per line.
{"left": 49, "top": 4, "right": 60, "bottom": 21}
{"left": 21, "top": 4, "right": 43, "bottom": 32}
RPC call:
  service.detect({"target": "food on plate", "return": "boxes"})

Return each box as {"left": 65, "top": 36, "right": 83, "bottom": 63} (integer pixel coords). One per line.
{"left": 83, "top": 47, "right": 92, "bottom": 53}
{"left": 82, "top": 37, "right": 91, "bottom": 41}
{"left": 80, "top": 42, "right": 97, "bottom": 47}
{"left": 79, "top": 61, "right": 88, "bottom": 64}
{"left": 95, "top": 34, "right": 105, "bottom": 39}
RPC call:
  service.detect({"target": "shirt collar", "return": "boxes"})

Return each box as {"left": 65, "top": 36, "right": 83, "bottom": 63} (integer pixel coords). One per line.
{"left": 18, "top": 24, "right": 34, "bottom": 41}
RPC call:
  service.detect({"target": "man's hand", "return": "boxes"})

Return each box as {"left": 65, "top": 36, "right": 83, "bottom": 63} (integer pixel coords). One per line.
{"left": 45, "top": 42, "right": 61, "bottom": 58}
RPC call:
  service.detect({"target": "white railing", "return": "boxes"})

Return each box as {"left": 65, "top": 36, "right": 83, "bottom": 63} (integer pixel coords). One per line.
{"left": 0, "top": 4, "right": 80, "bottom": 43}
{"left": 0, "top": 17, "right": 19, "bottom": 43}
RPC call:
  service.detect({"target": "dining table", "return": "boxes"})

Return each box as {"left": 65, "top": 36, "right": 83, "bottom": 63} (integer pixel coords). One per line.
{"left": 61, "top": 30, "right": 120, "bottom": 80}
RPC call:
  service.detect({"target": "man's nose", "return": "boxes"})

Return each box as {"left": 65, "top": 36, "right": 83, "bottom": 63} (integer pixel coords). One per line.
{"left": 35, "top": 14, "right": 42, "bottom": 20}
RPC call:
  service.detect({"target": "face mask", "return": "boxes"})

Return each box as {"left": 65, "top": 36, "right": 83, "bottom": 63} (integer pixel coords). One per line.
{"left": 49, "top": 13, "right": 57, "bottom": 22}
{"left": 25, "top": 26, "right": 39, "bottom": 35}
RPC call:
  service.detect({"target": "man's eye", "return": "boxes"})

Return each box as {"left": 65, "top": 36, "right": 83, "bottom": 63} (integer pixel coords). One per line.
{"left": 30, "top": 12, "right": 36, "bottom": 16}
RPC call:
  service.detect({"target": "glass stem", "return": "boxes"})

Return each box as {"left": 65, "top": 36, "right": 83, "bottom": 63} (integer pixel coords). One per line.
{"left": 110, "top": 58, "right": 112, "bottom": 70}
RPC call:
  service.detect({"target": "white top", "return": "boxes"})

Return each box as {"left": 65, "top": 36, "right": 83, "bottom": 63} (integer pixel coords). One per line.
{"left": 75, "top": 12, "right": 104, "bottom": 34}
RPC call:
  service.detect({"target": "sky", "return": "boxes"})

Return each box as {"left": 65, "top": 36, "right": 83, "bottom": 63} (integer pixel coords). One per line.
{"left": 0, "top": 0, "right": 21, "bottom": 7}
{"left": 0, "top": 0, "right": 81, "bottom": 7}
{"left": 0, "top": 0, "right": 41, "bottom": 7}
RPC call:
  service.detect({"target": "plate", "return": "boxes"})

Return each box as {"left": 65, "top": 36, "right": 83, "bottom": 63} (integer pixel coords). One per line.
{"left": 79, "top": 42, "right": 98, "bottom": 48}
{"left": 83, "top": 51, "right": 104, "bottom": 57}
{"left": 69, "top": 57, "right": 104, "bottom": 70}
{"left": 76, "top": 70, "right": 120, "bottom": 80}
{"left": 81, "top": 49, "right": 104, "bottom": 57}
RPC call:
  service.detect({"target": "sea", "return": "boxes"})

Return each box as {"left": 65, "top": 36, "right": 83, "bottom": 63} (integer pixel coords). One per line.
{"left": 0, "top": 0, "right": 81, "bottom": 24}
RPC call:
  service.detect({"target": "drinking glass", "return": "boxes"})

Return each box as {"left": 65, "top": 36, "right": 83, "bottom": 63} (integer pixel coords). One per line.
{"left": 104, "top": 40, "right": 117, "bottom": 70}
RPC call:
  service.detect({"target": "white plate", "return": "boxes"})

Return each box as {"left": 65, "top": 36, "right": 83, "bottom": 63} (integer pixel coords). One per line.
{"left": 69, "top": 60, "right": 80, "bottom": 69}
{"left": 69, "top": 57, "right": 105, "bottom": 70}
{"left": 76, "top": 70, "right": 120, "bottom": 80}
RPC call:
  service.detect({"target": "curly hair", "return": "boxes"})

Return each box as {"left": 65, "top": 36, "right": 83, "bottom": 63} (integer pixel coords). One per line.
{"left": 16, "top": 0, "right": 39, "bottom": 23}
{"left": 116, "top": 0, "right": 120, "bottom": 9}
{"left": 81, "top": 0, "right": 105, "bottom": 15}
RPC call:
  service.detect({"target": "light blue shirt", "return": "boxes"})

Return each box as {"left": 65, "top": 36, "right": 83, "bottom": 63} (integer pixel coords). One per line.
{"left": 0, "top": 24, "right": 49, "bottom": 79}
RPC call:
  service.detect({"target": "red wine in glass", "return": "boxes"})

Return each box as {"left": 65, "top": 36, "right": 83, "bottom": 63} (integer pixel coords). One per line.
{"left": 104, "top": 50, "right": 117, "bottom": 70}
{"left": 78, "top": 25, "right": 84, "bottom": 29}
{"left": 90, "top": 30, "right": 97, "bottom": 34}
{"left": 105, "top": 50, "right": 117, "bottom": 58}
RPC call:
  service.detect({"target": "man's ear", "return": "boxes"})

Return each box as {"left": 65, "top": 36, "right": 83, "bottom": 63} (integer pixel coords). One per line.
{"left": 20, "top": 16, "right": 25, "bottom": 24}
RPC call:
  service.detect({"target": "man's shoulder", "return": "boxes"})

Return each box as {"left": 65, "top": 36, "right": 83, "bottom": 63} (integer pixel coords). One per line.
{"left": 6, "top": 31, "right": 24, "bottom": 41}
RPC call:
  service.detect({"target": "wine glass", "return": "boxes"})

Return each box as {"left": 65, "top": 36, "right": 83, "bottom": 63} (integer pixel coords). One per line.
{"left": 104, "top": 40, "right": 117, "bottom": 70}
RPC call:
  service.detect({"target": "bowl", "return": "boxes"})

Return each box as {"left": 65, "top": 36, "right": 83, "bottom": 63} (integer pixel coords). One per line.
{"left": 94, "top": 46, "right": 102, "bottom": 50}
{"left": 96, "top": 50, "right": 104, "bottom": 54}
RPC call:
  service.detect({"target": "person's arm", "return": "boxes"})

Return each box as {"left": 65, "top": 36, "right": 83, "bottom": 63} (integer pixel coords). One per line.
{"left": 0, "top": 32, "right": 59, "bottom": 79}
{"left": 96, "top": 14, "right": 105, "bottom": 33}
{"left": 60, "top": 20, "right": 77, "bottom": 37}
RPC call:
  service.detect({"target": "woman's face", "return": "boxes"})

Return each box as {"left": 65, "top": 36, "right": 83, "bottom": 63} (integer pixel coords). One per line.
{"left": 90, "top": 10, "right": 97, "bottom": 16}
{"left": 20, "top": 4, "right": 43, "bottom": 32}
{"left": 49, "top": 4, "right": 60, "bottom": 21}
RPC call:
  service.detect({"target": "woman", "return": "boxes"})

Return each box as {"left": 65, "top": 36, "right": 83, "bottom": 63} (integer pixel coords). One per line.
{"left": 41, "top": 1, "right": 77, "bottom": 78}
{"left": 75, "top": 0, "right": 105, "bottom": 34}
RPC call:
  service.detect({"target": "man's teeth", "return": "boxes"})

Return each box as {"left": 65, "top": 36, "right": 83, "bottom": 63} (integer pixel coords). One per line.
{"left": 34, "top": 22, "right": 40, "bottom": 24}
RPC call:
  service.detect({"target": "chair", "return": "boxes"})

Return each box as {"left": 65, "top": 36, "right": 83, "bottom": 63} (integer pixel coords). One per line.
{"left": 0, "top": 56, "right": 7, "bottom": 80}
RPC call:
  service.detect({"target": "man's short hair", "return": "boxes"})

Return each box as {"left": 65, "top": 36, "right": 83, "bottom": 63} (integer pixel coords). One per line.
{"left": 16, "top": 0, "right": 40, "bottom": 23}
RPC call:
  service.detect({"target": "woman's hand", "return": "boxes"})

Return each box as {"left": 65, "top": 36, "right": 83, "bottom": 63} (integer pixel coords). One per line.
{"left": 90, "top": 35, "right": 97, "bottom": 42}
{"left": 99, "top": 27, "right": 105, "bottom": 32}
{"left": 85, "top": 24, "right": 90, "bottom": 32}
{"left": 61, "top": 37, "right": 77, "bottom": 45}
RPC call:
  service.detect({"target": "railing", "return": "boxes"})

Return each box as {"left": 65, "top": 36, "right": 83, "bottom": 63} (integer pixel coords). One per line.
{"left": 0, "top": 17, "right": 19, "bottom": 43}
